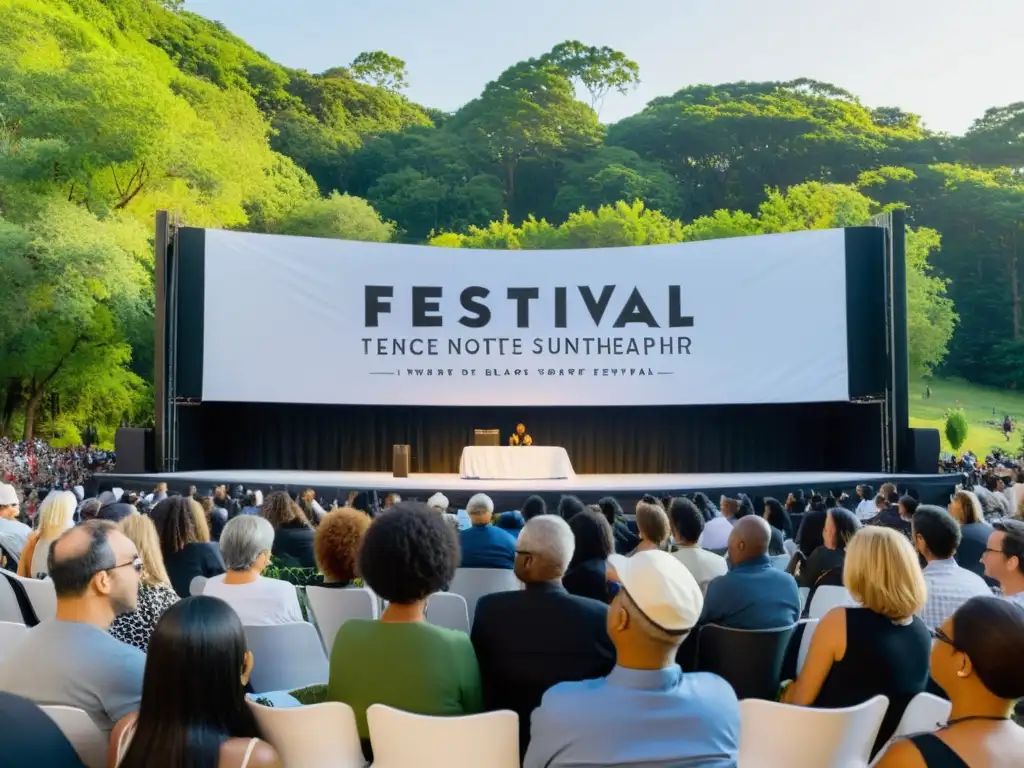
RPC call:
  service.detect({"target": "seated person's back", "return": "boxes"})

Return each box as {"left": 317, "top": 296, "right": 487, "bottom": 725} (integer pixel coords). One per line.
{"left": 699, "top": 516, "right": 800, "bottom": 630}
{"left": 524, "top": 551, "right": 740, "bottom": 768}
{"left": 0, "top": 521, "right": 146, "bottom": 735}
{"left": 261, "top": 491, "right": 317, "bottom": 568}
{"left": 202, "top": 515, "right": 302, "bottom": 626}
{"left": 459, "top": 493, "right": 516, "bottom": 569}
{"left": 472, "top": 516, "right": 616, "bottom": 752}
{"left": 782, "top": 527, "right": 931, "bottom": 758}
{"left": 113, "top": 596, "right": 281, "bottom": 768}
{"left": 0, "top": 691, "right": 86, "bottom": 768}
{"left": 151, "top": 496, "right": 227, "bottom": 597}
{"left": 326, "top": 503, "right": 482, "bottom": 757}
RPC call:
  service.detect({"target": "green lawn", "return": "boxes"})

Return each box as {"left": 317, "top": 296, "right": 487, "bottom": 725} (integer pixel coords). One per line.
{"left": 909, "top": 377, "right": 1024, "bottom": 456}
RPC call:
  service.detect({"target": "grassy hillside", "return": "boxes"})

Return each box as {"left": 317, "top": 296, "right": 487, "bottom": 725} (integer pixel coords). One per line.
{"left": 909, "top": 378, "right": 1024, "bottom": 456}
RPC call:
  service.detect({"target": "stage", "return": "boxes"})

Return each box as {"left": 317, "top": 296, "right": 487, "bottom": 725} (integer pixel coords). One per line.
{"left": 97, "top": 468, "right": 958, "bottom": 509}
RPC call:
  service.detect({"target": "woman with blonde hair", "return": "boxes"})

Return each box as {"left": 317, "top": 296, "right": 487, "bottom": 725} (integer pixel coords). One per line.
{"left": 948, "top": 489, "right": 993, "bottom": 581}
{"left": 110, "top": 515, "right": 181, "bottom": 652}
{"left": 188, "top": 498, "right": 212, "bottom": 543}
{"left": 631, "top": 501, "right": 670, "bottom": 555}
{"left": 17, "top": 490, "right": 76, "bottom": 578}
{"left": 782, "top": 526, "right": 930, "bottom": 758}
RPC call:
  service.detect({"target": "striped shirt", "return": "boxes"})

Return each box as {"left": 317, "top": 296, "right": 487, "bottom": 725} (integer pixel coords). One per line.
{"left": 919, "top": 558, "right": 991, "bottom": 631}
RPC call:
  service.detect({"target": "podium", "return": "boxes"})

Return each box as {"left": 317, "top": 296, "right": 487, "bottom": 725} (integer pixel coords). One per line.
{"left": 392, "top": 444, "right": 410, "bottom": 478}
{"left": 473, "top": 429, "right": 500, "bottom": 447}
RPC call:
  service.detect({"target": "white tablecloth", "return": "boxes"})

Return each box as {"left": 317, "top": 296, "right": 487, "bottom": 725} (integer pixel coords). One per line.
{"left": 458, "top": 446, "right": 576, "bottom": 480}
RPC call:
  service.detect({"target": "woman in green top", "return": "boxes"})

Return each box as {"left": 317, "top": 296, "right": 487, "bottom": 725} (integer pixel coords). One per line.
{"left": 326, "top": 501, "right": 483, "bottom": 759}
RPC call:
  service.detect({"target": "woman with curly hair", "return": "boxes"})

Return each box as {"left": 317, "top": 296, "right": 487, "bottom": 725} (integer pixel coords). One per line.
{"left": 260, "top": 491, "right": 315, "bottom": 569}
{"left": 151, "top": 496, "right": 226, "bottom": 598}
{"left": 326, "top": 502, "right": 480, "bottom": 760}
{"left": 314, "top": 508, "right": 370, "bottom": 587}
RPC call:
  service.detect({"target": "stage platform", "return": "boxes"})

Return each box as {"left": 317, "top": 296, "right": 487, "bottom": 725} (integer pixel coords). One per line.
{"left": 97, "top": 469, "right": 958, "bottom": 509}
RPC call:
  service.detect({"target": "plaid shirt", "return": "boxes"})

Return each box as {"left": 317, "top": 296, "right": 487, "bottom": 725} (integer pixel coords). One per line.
{"left": 919, "top": 558, "right": 992, "bottom": 631}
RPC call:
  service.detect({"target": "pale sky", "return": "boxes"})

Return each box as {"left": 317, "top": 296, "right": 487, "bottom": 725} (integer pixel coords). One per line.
{"left": 183, "top": 0, "right": 1020, "bottom": 135}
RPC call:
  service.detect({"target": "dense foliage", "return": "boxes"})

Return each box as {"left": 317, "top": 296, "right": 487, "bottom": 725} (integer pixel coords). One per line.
{"left": 1, "top": 0, "right": 1019, "bottom": 442}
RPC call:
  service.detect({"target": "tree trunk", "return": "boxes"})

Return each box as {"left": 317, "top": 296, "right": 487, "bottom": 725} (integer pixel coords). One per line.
{"left": 0, "top": 379, "right": 21, "bottom": 437}
{"left": 505, "top": 160, "right": 516, "bottom": 202}
{"left": 22, "top": 380, "right": 43, "bottom": 443}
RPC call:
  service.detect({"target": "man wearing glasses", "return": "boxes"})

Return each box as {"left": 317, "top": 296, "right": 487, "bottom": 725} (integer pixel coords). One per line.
{"left": 0, "top": 520, "right": 146, "bottom": 736}
{"left": 981, "top": 519, "right": 1024, "bottom": 607}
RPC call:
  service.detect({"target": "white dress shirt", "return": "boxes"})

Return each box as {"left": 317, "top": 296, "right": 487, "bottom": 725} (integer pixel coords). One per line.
{"left": 700, "top": 517, "right": 733, "bottom": 550}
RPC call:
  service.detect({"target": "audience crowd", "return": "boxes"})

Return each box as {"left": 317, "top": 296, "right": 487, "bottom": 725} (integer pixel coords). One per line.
{"left": 1, "top": 468, "right": 1024, "bottom": 767}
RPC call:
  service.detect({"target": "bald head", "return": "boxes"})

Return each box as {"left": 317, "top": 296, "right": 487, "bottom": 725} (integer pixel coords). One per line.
{"left": 49, "top": 520, "right": 135, "bottom": 599}
{"left": 728, "top": 515, "right": 771, "bottom": 565}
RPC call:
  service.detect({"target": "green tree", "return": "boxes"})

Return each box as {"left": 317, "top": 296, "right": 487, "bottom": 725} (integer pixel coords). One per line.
{"left": 905, "top": 227, "right": 957, "bottom": 377}
{"left": 451, "top": 61, "right": 604, "bottom": 203}
{"left": 276, "top": 192, "right": 395, "bottom": 241}
{"left": 348, "top": 51, "right": 409, "bottom": 92}
{"left": 545, "top": 41, "right": 640, "bottom": 115}
{"left": 945, "top": 408, "right": 970, "bottom": 453}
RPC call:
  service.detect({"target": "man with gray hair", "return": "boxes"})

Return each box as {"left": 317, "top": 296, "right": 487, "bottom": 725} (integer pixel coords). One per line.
{"left": 471, "top": 515, "right": 615, "bottom": 756}
{"left": 201, "top": 515, "right": 303, "bottom": 626}
{"left": 459, "top": 492, "right": 516, "bottom": 569}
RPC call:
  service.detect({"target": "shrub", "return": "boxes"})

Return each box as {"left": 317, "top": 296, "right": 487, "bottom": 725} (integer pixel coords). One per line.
{"left": 945, "top": 408, "right": 969, "bottom": 452}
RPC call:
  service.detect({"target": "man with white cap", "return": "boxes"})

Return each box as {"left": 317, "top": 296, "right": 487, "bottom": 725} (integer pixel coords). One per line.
{"left": 524, "top": 550, "right": 740, "bottom": 767}
{"left": 0, "top": 482, "right": 30, "bottom": 558}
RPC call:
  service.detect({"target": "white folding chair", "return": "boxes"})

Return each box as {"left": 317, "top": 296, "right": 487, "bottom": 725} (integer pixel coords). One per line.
{"left": 189, "top": 575, "right": 207, "bottom": 596}
{"left": 305, "top": 586, "right": 378, "bottom": 650}
{"left": 0, "top": 575, "right": 25, "bottom": 623}
{"left": 770, "top": 554, "right": 791, "bottom": 570}
{"left": 738, "top": 695, "right": 888, "bottom": 767}
{"left": 367, "top": 704, "right": 519, "bottom": 768}
{"left": 784, "top": 540, "right": 798, "bottom": 556}
{"left": 9, "top": 573, "right": 57, "bottom": 622}
{"left": 243, "top": 622, "right": 329, "bottom": 693}
{"left": 796, "top": 618, "right": 818, "bottom": 675}
{"left": 249, "top": 701, "right": 366, "bottom": 768}
{"left": 808, "top": 585, "right": 857, "bottom": 620}
{"left": 447, "top": 568, "right": 520, "bottom": 627}
{"left": 0, "top": 621, "right": 28, "bottom": 661}
{"left": 869, "top": 693, "right": 952, "bottom": 766}
{"left": 42, "top": 705, "right": 108, "bottom": 768}
{"left": 425, "top": 592, "right": 470, "bottom": 633}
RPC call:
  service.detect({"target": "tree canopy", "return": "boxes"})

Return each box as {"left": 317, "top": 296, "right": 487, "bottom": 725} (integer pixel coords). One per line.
{"left": 0, "top": 0, "right": 1012, "bottom": 441}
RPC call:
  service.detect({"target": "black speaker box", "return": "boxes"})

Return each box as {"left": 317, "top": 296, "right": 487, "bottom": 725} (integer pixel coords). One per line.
{"left": 906, "top": 428, "right": 941, "bottom": 474}
{"left": 114, "top": 428, "right": 154, "bottom": 474}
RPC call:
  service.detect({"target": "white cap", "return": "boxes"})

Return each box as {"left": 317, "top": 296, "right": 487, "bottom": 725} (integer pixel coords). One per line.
{"left": 0, "top": 482, "right": 18, "bottom": 507}
{"left": 608, "top": 551, "right": 704, "bottom": 632}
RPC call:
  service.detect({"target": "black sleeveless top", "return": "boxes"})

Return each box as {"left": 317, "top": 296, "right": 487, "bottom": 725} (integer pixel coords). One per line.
{"left": 812, "top": 608, "right": 931, "bottom": 757}
{"left": 909, "top": 734, "right": 970, "bottom": 767}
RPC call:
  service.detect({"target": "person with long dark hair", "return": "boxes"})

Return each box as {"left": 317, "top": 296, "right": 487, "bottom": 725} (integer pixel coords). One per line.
{"left": 798, "top": 507, "right": 862, "bottom": 613}
{"left": 563, "top": 509, "right": 616, "bottom": 603}
{"left": 151, "top": 497, "right": 225, "bottom": 598}
{"left": 876, "top": 596, "right": 1024, "bottom": 767}
{"left": 112, "top": 596, "right": 281, "bottom": 768}
{"left": 762, "top": 497, "right": 794, "bottom": 540}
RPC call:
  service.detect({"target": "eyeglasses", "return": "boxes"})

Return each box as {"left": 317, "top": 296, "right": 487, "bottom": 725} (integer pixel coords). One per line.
{"left": 983, "top": 547, "right": 1006, "bottom": 556}
{"left": 930, "top": 626, "right": 958, "bottom": 650}
{"left": 103, "top": 556, "right": 143, "bottom": 575}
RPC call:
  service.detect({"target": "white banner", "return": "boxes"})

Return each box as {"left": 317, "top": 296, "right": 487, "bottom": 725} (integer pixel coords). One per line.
{"left": 201, "top": 228, "right": 849, "bottom": 406}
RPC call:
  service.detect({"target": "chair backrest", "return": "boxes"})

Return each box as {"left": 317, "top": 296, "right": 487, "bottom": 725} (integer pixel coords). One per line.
{"left": 0, "top": 573, "right": 26, "bottom": 623}
{"left": 784, "top": 539, "right": 798, "bottom": 556}
{"left": 447, "top": 568, "right": 520, "bottom": 627}
{"left": 367, "top": 704, "right": 519, "bottom": 768}
{"left": 739, "top": 695, "right": 889, "bottom": 768}
{"left": 425, "top": 592, "right": 470, "bottom": 633}
{"left": 243, "top": 622, "right": 329, "bottom": 693}
{"left": 889, "top": 692, "right": 952, "bottom": 741}
{"left": 249, "top": 701, "right": 365, "bottom": 768}
{"left": 305, "top": 586, "right": 379, "bottom": 650}
{"left": 189, "top": 575, "right": 207, "bottom": 596}
{"left": 0, "top": 541, "right": 19, "bottom": 572}
{"left": 694, "top": 624, "right": 796, "bottom": 700}
{"left": 798, "top": 586, "right": 810, "bottom": 613}
{"left": 0, "top": 621, "right": 28, "bottom": 662}
{"left": 10, "top": 573, "right": 56, "bottom": 622}
{"left": 770, "top": 554, "right": 791, "bottom": 570}
{"left": 796, "top": 619, "right": 818, "bottom": 675}
{"left": 42, "top": 704, "right": 108, "bottom": 768}
{"left": 808, "top": 585, "right": 857, "bottom": 620}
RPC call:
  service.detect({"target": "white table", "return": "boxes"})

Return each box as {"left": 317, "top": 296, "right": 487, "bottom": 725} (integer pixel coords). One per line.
{"left": 458, "top": 446, "right": 576, "bottom": 480}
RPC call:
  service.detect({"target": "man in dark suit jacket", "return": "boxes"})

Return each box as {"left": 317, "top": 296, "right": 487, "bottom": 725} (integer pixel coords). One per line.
{"left": 471, "top": 515, "right": 616, "bottom": 756}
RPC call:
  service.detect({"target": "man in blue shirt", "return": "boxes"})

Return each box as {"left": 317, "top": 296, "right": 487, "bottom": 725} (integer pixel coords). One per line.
{"left": 459, "top": 493, "right": 517, "bottom": 569}
{"left": 698, "top": 516, "right": 800, "bottom": 630}
{"left": 524, "top": 550, "right": 740, "bottom": 767}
